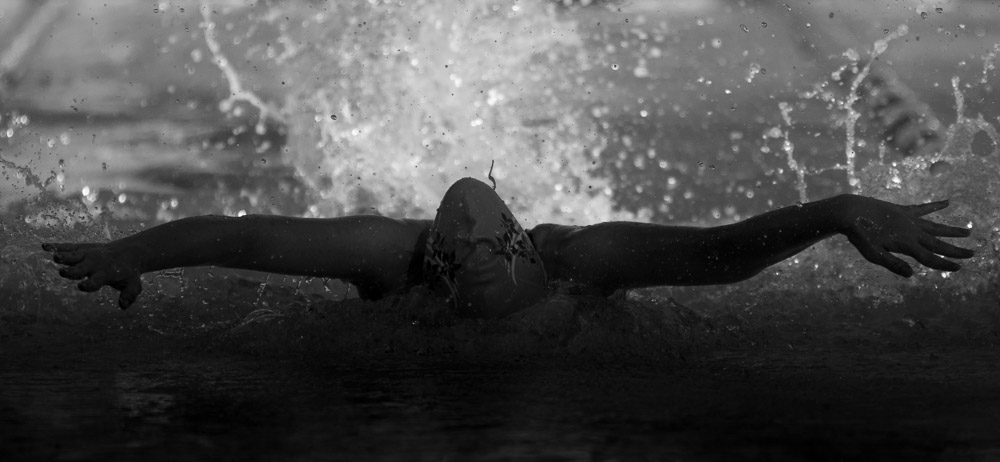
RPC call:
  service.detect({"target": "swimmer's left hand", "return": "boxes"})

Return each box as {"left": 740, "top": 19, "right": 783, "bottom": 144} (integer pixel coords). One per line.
{"left": 836, "top": 195, "right": 975, "bottom": 277}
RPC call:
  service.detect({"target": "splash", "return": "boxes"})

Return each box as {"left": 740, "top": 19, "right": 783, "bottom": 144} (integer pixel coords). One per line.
{"left": 777, "top": 101, "right": 807, "bottom": 203}
{"left": 266, "top": 0, "right": 627, "bottom": 226}
{"left": 199, "top": 4, "right": 285, "bottom": 133}
{"left": 794, "top": 25, "right": 913, "bottom": 193}
{"left": 745, "top": 72, "right": 1000, "bottom": 303}
{"left": 980, "top": 42, "right": 1000, "bottom": 85}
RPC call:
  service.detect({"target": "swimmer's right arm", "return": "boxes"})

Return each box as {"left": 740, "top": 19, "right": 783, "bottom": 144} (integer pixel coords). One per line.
{"left": 43, "top": 215, "right": 431, "bottom": 309}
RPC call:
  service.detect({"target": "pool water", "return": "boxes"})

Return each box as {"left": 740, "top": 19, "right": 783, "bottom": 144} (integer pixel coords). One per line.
{"left": 3, "top": 317, "right": 1000, "bottom": 461}
{"left": 3, "top": 1, "right": 1000, "bottom": 459}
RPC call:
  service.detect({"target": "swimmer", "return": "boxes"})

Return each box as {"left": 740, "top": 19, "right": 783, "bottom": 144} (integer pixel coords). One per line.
{"left": 43, "top": 177, "right": 974, "bottom": 317}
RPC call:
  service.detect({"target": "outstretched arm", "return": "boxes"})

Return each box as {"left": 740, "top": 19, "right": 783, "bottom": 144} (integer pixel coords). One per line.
{"left": 44, "top": 215, "right": 431, "bottom": 308}
{"left": 530, "top": 194, "right": 974, "bottom": 293}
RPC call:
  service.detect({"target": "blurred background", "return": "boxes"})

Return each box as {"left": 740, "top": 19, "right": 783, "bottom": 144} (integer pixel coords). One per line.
{"left": 2, "top": 0, "right": 997, "bottom": 227}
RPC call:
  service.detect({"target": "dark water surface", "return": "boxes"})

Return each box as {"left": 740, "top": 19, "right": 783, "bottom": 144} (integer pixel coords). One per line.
{"left": 3, "top": 327, "right": 1000, "bottom": 461}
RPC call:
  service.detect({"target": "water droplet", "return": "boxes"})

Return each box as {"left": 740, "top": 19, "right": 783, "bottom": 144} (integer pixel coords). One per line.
{"left": 261, "top": 158, "right": 267, "bottom": 165}
{"left": 611, "top": 63, "right": 619, "bottom": 70}
{"left": 929, "top": 160, "right": 952, "bottom": 175}
{"left": 761, "top": 22, "right": 767, "bottom": 28}
{"left": 935, "top": 7, "right": 943, "bottom": 13}
{"left": 971, "top": 130, "right": 995, "bottom": 156}
{"left": 739, "top": 24, "right": 749, "bottom": 33}
{"left": 921, "top": 11, "right": 928, "bottom": 19}
{"left": 102, "top": 162, "right": 107, "bottom": 171}
{"left": 330, "top": 114, "right": 337, "bottom": 121}
{"left": 883, "top": 29, "right": 890, "bottom": 35}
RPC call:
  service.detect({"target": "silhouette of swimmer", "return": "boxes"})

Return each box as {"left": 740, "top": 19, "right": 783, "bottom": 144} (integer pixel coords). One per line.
{"left": 44, "top": 177, "right": 974, "bottom": 317}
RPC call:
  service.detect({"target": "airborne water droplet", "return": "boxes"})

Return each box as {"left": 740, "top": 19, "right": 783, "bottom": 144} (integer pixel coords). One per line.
{"left": 929, "top": 160, "right": 952, "bottom": 175}
{"left": 740, "top": 24, "right": 749, "bottom": 33}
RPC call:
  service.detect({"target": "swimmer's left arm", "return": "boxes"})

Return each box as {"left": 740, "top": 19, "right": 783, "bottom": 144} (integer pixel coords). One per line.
{"left": 532, "top": 194, "right": 974, "bottom": 292}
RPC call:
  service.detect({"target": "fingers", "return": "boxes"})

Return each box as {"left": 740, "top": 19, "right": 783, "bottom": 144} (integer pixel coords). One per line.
{"left": 905, "top": 247, "right": 962, "bottom": 273}
{"left": 919, "top": 235, "right": 976, "bottom": 259}
{"left": 59, "top": 265, "right": 91, "bottom": 280}
{"left": 74, "top": 272, "right": 143, "bottom": 308}
{"left": 77, "top": 273, "right": 107, "bottom": 292}
{"left": 44, "top": 242, "right": 142, "bottom": 309}
{"left": 110, "top": 278, "right": 142, "bottom": 309}
{"left": 42, "top": 242, "right": 101, "bottom": 252}
{"left": 917, "top": 218, "right": 971, "bottom": 238}
{"left": 53, "top": 250, "right": 87, "bottom": 265}
{"left": 116, "top": 276, "right": 143, "bottom": 310}
{"left": 850, "top": 236, "right": 914, "bottom": 277}
{"left": 70, "top": 271, "right": 142, "bottom": 308}
{"left": 904, "top": 200, "right": 949, "bottom": 217}
{"left": 45, "top": 242, "right": 104, "bottom": 264}
{"left": 43, "top": 242, "right": 74, "bottom": 252}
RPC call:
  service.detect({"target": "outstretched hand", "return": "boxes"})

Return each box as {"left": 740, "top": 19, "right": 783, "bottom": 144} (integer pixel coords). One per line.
{"left": 838, "top": 196, "right": 975, "bottom": 277}
{"left": 42, "top": 242, "right": 143, "bottom": 309}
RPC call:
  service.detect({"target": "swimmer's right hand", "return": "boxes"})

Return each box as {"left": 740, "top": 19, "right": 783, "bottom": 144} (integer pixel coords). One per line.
{"left": 42, "top": 242, "right": 143, "bottom": 309}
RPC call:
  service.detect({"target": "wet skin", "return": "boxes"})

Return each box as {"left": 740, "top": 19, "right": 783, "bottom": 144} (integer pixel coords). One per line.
{"left": 44, "top": 190, "right": 974, "bottom": 313}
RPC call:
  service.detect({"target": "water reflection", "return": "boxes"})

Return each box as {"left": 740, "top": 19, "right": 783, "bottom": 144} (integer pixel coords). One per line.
{"left": 4, "top": 343, "right": 1000, "bottom": 460}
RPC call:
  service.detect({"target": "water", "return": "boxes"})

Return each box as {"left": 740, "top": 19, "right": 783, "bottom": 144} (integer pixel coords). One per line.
{"left": 3, "top": 0, "right": 1000, "bottom": 459}
{"left": 5, "top": 340, "right": 1000, "bottom": 461}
